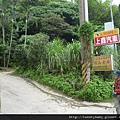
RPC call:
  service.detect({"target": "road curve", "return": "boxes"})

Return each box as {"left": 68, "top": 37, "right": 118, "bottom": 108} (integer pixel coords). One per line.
{"left": 0, "top": 71, "right": 116, "bottom": 114}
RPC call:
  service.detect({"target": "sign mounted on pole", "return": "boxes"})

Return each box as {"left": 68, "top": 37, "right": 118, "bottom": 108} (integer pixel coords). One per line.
{"left": 93, "top": 55, "right": 114, "bottom": 71}
{"left": 94, "top": 28, "right": 120, "bottom": 46}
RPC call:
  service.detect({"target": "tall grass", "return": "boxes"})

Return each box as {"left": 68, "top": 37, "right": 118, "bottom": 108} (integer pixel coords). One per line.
{"left": 46, "top": 38, "right": 81, "bottom": 73}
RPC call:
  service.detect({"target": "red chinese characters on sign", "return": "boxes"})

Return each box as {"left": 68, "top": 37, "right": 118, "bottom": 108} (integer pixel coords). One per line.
{"left": 94, "top": 28, "right": 120, "bottom": 46}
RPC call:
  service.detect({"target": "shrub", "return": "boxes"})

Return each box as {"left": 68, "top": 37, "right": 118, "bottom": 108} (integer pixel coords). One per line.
{"left": 77, "top": 75, "right": 113, "bottom": 102}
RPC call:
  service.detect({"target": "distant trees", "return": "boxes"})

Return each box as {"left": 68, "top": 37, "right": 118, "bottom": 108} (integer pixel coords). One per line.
{"left": 0, "top": 0, "right": 120, "bottom": 68}
{"left": 40, "top": 13, "right": 73, "bottom": 41}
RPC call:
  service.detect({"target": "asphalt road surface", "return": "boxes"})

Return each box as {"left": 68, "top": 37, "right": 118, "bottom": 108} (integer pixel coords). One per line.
{"left": 0, "top": 71, "right": 116, "bottom": 114}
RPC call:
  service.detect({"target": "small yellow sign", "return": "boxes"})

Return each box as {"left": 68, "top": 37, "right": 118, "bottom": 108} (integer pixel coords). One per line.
{"left": 93, "top": 55, "right": 113, "bottom": 71}
{"left": 94, "top": 28, "right": 119, "bottom": 38}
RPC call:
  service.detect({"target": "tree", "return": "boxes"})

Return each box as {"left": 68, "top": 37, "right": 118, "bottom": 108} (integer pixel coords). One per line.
{"left": 88, "top": 0, "right": 110, "bottom": 24}
{"left": 88, "top": 0, "right": 120, "bottom": 29}
{"left": 26, "top": 33, "right": 49, "bottom": 69}
{"left": 0, "top": 0, "right": 10, "bottom": 67}
{"left": 40, "top": 13, "right": 73, "bottom": 42}
{"left": 0, "top": 0, "right": 119, "bottom": 69}
{"left": 18, "top": 0, "right": 35, "bottom": 48}
{"left": 7, "top": 0, "right": 19, "bottom": 68}
{"left": 46, "top": 1, "right": 79, "bottom": 26}
{"left": 24, "top": 1, "right": 79, "bottom": 41}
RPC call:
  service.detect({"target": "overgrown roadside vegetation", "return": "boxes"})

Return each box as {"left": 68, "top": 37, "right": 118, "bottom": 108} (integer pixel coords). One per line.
{"left": 1, "top": 0, "right": 120, "bottom": 102}
{"left": 14, "top": 67, "right": 114, "bottom": 102}
{"left": 12, "top": 32, "right": 114, "bottom": 102}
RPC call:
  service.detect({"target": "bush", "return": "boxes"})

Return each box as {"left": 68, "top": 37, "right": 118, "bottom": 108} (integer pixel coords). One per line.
{"left": 77, "top": 75, "right": 113, "bottom": 102}
{"left": 14, "top": 67, "right": 25, "bottom": 74}
{"left": 24, "top": 69, "right": 35, "bottom": 78}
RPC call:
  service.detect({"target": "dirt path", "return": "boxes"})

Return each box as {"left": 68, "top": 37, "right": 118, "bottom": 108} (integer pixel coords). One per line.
{"left": 0, "top": 71, "right": 116, "bottom": 114}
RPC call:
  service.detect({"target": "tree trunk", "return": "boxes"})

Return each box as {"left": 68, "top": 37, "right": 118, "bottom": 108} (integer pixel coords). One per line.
{"left": 2, "top": 14, "right": 6, "bottom": 68}
{"left": 24, "top": 19, "right": 27, "bottom": 48}
{"left": 7, "top": 19, "right": 13, "bottom": 68}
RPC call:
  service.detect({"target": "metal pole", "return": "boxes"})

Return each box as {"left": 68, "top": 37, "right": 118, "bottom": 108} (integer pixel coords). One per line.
{"left": 110, "top": 0, "right": 118, "bottom": 54}
{"left": 110, "top": 0, "right": 114, "bottom": 28}
{"left": 84, "top": 0, "right": 89, "bottom": 22}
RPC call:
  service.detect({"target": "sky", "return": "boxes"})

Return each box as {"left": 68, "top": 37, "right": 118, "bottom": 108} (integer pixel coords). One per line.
{"left": 67, "top": 0, "right": 120, "bottom": 6}
{"left": 102, "top": 0, "right": 120, "bottom": 6}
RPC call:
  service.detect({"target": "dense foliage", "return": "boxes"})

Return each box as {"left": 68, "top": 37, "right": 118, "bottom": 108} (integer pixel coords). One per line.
{"left": 1, "top": 0, "right": 120, "bottom": 102}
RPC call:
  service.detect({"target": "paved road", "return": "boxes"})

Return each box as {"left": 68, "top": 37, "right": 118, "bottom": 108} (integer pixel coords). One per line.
{"left": 0, "top": 71, "right": 116, "bottom": 114}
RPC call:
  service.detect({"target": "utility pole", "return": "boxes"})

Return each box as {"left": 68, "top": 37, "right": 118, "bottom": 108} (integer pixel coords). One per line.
{"left": 110, "top": 0, "right": 114, "bottom": 28}
{"left": 110, "top": 0, "right": 118, "bottom": 54}
{"left": 79, "top": 0, "right": 88, "bottom": 26}
{"left": 79, "top": 0, "right": 91, "bottom": 84}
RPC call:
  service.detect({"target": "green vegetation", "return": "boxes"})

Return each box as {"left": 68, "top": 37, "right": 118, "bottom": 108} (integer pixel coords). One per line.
{"left": 14, "top": 68, "right": 113, "bottom": 102}
{"left": 1, "top": 0, "right": 120, "bottom": 102}
{"left": 13, "top": 36, "right": 115, "bottom": 102}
